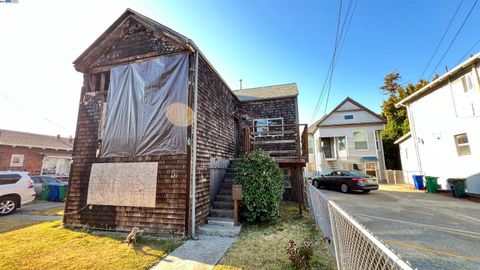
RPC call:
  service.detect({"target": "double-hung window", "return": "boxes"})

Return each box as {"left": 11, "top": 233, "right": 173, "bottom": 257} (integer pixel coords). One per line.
{"left": 353, "top": 131, "right": 368, "bottom": 150}
{"left": 454, "top": 133, "right": 471, "bottom": 156}
{"left": 253, "top": 118, "right": 284, "bottom": 137}
{"left": 10, "top": 154, "right": 24, "bottom": 167}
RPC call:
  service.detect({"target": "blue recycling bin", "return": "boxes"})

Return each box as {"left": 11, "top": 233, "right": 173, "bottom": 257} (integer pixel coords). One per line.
{"left": 412, "top": 175, "right": 424, "bottom": 190}
{"left": 48, "top": 183, "right": 60, "bottom": 201}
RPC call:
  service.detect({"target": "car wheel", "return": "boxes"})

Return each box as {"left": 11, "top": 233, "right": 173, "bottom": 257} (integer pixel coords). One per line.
{"left": 0, "top": 196, "right": 18, "bottom": 216}
{"left": 340, "top": 183, "right": 349, "bottom": 193}
{"left": 363, "top": 190, "right": 371, "bottom": 193}
{"left": 313, "top": 180, "right": 320, "bottom": 188}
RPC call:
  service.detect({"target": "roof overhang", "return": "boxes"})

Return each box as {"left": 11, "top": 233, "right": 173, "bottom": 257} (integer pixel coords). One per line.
{"left": 396, "top": 52, "right": 480, "bottom": 108}
{"left": 394, "top": 132, "right": 412, "bottom": 145}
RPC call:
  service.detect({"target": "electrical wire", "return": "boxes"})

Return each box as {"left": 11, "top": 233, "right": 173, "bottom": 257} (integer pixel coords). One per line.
{"left": 455, "top": 37, "right": 480, "bottom": 66}
{"left": 419, "top": 0, "right": 465, "bottom": 79}
{"left": 428, "top": 0, "right": 478, "bottom": 79}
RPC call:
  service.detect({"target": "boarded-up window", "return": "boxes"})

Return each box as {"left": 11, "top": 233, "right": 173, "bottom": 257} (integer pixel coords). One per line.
{"left": 87, "top": 162, "right": 158, "bottom": 207}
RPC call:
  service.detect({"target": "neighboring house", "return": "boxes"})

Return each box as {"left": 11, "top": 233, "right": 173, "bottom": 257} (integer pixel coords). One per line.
{"left": 64, "top": 9, "right": 307, "bottom": 237}
{"left": 307, "top": 97, "right": 386, "bottom": 180}
{"left": 0, "top": 129, "right": 73, "bottom": 176}
{"left": 396, "top": 53, "right": 480, "bottom": 195}
{"left": 394, "top": 132, "right": 418, "bottom": 184}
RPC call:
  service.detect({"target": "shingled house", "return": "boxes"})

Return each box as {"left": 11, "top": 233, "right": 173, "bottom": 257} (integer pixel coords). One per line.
{"left": 0, "top": 129, "right": 73, "bottom": 177}
{"left": 64, "top": 9, "right": 307, "bottom": 237}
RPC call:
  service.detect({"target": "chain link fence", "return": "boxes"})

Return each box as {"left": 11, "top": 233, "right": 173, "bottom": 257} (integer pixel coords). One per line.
{"left": 307, "top": 182, "right": 413, "bottom": 270}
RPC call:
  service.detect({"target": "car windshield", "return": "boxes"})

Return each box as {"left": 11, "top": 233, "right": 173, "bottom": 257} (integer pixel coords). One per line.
{"left": 347, "top": 170, "right": 371, "bottom": 178}
{"left": 320, "top": 170, "right": 333, "bottom": 176}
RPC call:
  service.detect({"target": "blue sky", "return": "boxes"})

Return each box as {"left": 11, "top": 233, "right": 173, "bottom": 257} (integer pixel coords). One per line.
{"left": 1, "top": 0, "right": 479, "bottom": 135}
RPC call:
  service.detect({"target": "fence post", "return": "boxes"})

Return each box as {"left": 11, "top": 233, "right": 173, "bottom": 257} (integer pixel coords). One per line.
{"left": 394, "top": 170, "right": 397, "bottom": 185}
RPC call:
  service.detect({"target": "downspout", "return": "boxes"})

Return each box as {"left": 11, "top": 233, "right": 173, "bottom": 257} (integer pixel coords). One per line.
{"left": 402, "top": 103, "right": 423, "bottom": 174}
{"left": 190, "top": 51, "right": 199, "bottom": 239}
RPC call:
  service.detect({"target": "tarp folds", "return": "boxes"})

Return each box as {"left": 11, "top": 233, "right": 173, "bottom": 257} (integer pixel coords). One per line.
{"left": 101, "top": 53, "right": 189, "bottom": 157}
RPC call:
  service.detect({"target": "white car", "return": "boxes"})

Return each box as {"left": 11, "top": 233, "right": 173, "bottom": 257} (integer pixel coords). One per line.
{"left": 0, "top": 171, "right": 36, "bottom": 215}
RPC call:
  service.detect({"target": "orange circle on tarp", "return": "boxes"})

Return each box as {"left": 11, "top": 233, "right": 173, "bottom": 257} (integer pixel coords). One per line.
{"left": 166, "top": 102, "right": 194, "bottom": 127}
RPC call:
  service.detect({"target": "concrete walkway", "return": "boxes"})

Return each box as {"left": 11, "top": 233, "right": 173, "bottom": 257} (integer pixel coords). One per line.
{"left": 151, "top": 235, "right": 235, "bottom": 270}
{"left": 20, "top": 202, "right": 64, "bottom": 211}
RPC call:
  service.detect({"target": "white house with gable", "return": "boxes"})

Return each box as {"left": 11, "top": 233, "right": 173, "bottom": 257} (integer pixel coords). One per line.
{"left": 307, "top": 97, "right": 387, "bottom": 180}
{"left": 396, "top": 53, "right": 480, "bottom": 195}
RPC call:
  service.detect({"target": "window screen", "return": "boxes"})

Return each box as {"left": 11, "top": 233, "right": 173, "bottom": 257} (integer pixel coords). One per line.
{"left": 353, "top": 131, "right": 368, "bottom": 150}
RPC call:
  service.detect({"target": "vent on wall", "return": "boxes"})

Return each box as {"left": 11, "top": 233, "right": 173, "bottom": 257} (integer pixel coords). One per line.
{"left": 344, "top": 115, "right": 354, "bottom": 120}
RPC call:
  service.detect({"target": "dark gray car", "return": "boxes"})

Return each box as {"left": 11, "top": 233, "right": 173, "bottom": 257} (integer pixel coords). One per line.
{"left": 311, "top": 170, "right": 379, "bottom": 193}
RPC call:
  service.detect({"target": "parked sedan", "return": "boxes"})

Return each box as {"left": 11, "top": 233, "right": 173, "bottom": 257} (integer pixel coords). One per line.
{"left": 311, "top": 170, "right": 379, "bottom": 193}
{"left": 30, "top": 176, "right": 65, "bottom": 195}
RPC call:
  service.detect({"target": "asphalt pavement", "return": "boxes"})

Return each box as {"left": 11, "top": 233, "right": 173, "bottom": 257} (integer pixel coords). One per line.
{"left": 321, "top": 186, "right": 480, "bottom": 270}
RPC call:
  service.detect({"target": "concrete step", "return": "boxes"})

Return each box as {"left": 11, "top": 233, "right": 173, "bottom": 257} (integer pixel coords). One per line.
{"left": 199, "top": 224, "right": 241, "bottom": 237}
{"left": 207, "top": 216, "right": 235, "bottom": 226}
{"left": 216, "top": 194, "right": 233, "bottom": 202}
{"left": 210, "top": 208, "right": 234, "bottom": 218}
{"left": 218, "top": 188, "right": 232, "bottom": 195}
{"left": 213, "top": 201, "right": 234, "bottom": 209}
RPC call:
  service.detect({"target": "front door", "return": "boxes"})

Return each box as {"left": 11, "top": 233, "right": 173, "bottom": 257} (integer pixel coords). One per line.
{"left": 321, "top": 138, "right": 334, "bottom": 159}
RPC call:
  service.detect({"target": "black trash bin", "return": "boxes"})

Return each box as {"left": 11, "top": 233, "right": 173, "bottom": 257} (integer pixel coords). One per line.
{"left": 447, "top": 178, "right": 467, "bottom": 198}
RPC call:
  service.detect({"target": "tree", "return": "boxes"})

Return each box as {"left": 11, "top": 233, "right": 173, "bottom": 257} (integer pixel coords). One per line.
{"left": 380, "top": 72, "right": 428, "bottom": 169}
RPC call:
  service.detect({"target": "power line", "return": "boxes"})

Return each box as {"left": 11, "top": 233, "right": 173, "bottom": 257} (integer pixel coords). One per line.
{"left": 419, "top": 0, "right": 465, "bottom": 80}
{"left": 310, "top": 0, "right": 344, "bottom": 122}
{"left": 0, "top": 91, "right": 69, "bottom": 132}
{"left": 311, "top": 0, "right": 359, "bottom": 121}
{"left": 324, "top": 0, "right": 359, "bottom": 114}
{"left": 455, "top": 37, "right": 480, "bottom": 65}
{"left": 428, "top": 0, "right": 478, "bottom": 79}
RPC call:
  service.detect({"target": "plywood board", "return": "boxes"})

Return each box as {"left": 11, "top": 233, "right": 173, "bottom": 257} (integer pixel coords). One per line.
{"left": 87, "top": 162, "right": 158, "bottom": 207}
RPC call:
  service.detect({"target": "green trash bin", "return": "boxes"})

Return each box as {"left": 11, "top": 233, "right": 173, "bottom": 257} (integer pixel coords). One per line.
{"left": 58, "top": 184, "right": 67, "bottom": 201}
{"left": 425, "top": 176, "right": 439, "bottom": 193}
{"left": 447, "top": 178, "right": 467, "bottom": 198}
{"left": 39, "top": 183, "right": 50, "bottom": 200}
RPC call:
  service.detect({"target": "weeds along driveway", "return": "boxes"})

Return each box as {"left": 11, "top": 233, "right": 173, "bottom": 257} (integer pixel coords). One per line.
{"left": 321, "top": 187, "right": 480, "bottom": 270}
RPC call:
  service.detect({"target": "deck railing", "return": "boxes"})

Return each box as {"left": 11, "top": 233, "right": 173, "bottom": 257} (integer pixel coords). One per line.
{"left": 243, "top": 124, "right": 308, "bottom": 163}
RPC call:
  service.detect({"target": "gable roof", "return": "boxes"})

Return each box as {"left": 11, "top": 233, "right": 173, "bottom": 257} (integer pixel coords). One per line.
{"left": 74, "top": 9, "right": 191, "bottom": 72}
{"left": 233, "top": 83, "right": 298, "bottom": 101}
{"left": 309, "top": 97, "right": 385, "bottom": 133}
{"left": 0, "top": 129, "right": 73, "bottom": 151}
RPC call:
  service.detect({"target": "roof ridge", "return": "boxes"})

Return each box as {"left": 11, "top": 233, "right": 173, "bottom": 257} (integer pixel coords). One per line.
{"left": 233, "top": 82, "right": 297, "bottom": 92}
{"left": 0, "top": 129, "right": 70, "bottom": 140}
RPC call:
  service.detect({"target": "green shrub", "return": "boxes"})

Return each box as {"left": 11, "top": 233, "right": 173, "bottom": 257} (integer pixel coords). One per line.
{"left": 234, "top": 150, "right": 285, "bottom": 222}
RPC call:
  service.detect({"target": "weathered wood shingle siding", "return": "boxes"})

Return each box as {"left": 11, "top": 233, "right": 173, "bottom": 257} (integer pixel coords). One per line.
{"left": 194, "top": 57, "right": 239, "bottom": 228}
{"left": 64, "top": 78, "right": 190, "bottom": 233}
{"left": 239, "top": 96, "right": 298, "bottom": 153}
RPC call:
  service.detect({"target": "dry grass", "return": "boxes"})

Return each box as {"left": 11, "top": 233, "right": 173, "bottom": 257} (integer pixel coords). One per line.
{"left": 0, "top": 220, "right": 182, "bottom": 270}
{"left": 379, "top": 184, "right": 423, "bottom": 193}
{"left": 214, "top": 203, "right": 335, "bottom": 270}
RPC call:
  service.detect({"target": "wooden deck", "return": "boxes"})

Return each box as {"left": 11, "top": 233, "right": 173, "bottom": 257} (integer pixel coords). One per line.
{"left": 243, "top": 124, "right": 308, "bottom": 165}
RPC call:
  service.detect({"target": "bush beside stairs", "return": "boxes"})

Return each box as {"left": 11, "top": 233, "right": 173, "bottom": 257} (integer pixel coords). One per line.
{"left": 199, "top": 161, "right": 241, "bottom": 237}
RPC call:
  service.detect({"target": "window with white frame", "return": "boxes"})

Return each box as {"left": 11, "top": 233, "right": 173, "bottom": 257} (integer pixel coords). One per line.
{"left": 353, "top": 131, "right": 368, "bottom": 150}
{"left": 338, "top": 136, "right": 346, "bottom": 151}
{"left": 461, "top": 74, "right": 474, "bottom": 93}
{"left": 253, "top": 118, "right": 283, "bottom": 137}
{"left": 10, "top": 154, "right": 24, "bottom": 167}
{"left": 454, "top": 133, "right": 471, "bottom": 156}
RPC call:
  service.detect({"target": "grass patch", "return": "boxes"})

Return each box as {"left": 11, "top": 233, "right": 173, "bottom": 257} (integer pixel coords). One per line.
{"left": 0, "top": 220, "right": 182, "bottom": 270}
{"left": 27, "top": 205, "right": 65, "bottom": 216}
{"left": 214, "top": 203, "right": 335, "bottom": 270}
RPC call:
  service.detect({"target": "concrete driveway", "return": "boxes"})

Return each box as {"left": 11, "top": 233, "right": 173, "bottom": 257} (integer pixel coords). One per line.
{"left": 321, "top": 186, "right": 480, "bottom": 270}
